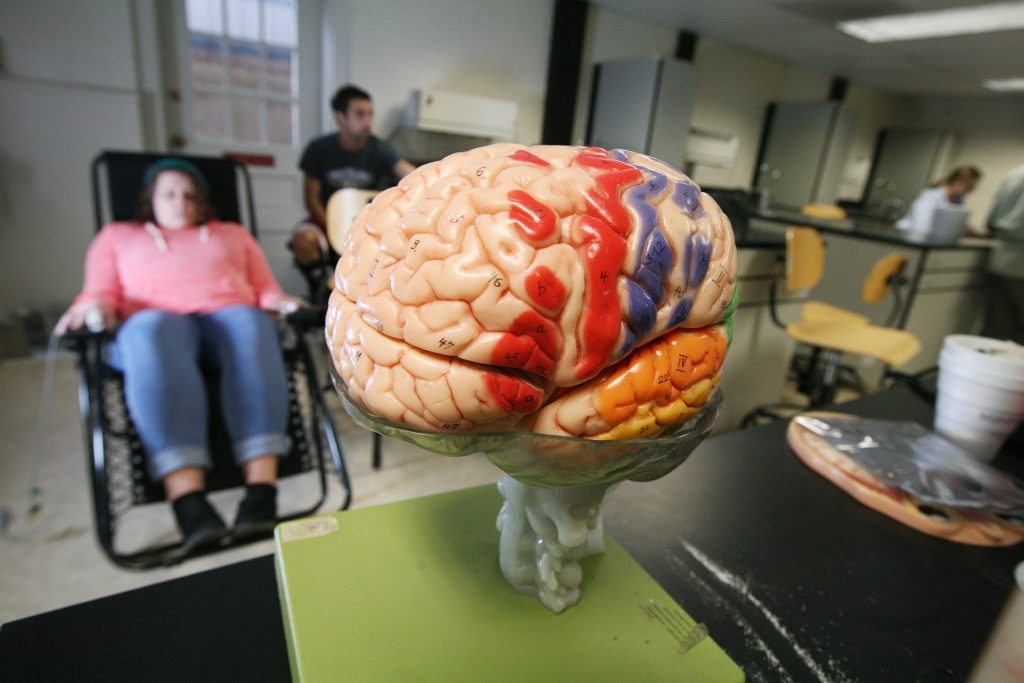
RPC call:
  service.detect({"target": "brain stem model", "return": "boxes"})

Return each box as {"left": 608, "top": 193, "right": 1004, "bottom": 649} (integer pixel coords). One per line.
{"left": 496, "top": 476, "right": 610, "bottom": 613}
{"left": 326, "top": 144, "right": 737, "bottom": 612}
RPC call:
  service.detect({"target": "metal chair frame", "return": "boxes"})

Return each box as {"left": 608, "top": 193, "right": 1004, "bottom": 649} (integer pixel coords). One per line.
{"left": 67, "top": 151, "right": 352, "bottom": 569}
{"left": 744, "top": 228, "right": 913, "bottom": 426}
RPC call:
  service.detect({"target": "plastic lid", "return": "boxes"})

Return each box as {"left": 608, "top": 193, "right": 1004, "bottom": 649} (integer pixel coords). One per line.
{"left": 942, "top": 335, "right": 1024, "bottom": 378}
{"left": 939, "top": 348, "right": 1024, "bottom": 388}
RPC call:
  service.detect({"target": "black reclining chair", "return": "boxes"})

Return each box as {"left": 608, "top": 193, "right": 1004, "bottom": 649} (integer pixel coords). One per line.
{"left": 290, "top": 241, "right": 336, "bottom": 308}
{"left": 64, "top": 150, "right": 351, "bottom": 569}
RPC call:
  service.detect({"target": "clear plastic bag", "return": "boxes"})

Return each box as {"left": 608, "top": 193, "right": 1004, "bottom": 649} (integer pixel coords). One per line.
{"left": 794, "top": 415, "right": 1024, "bottom": 513}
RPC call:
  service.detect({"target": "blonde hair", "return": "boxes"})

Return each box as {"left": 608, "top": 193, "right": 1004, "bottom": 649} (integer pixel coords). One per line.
{"left": 930, "top": 165, "right": 981, "bottom": 188}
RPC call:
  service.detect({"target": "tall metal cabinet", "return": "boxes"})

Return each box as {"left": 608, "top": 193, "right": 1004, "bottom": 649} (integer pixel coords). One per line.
{"left": 753, "top": 102, "right": 855, "bottom": 208}
{"left": 862, "top": 128, "right": 956, "bottom": 218}
{"left": 586, "top": 57, "right": 697, "bottom": 169}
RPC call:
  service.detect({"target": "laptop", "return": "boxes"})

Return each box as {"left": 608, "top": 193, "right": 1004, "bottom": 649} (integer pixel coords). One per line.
{"left": 927, "top": 205, "right": 970, "bottom": 244}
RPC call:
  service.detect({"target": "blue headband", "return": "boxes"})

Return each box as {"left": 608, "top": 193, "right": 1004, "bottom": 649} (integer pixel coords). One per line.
{"left": 143, "top": 158, "right": 210, "bottom": 195}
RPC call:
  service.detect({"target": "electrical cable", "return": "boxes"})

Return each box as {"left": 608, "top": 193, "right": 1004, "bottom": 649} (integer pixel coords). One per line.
{"left": 26, "top": 330, "right": 64, "bottom": 522}
{"left": 1, "top": 321, "right": 93, "bottom": 541}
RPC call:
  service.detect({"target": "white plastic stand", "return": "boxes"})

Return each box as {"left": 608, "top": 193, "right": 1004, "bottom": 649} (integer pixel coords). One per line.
{"left": 495, "top": 474, "right": 614, "bottom": 613}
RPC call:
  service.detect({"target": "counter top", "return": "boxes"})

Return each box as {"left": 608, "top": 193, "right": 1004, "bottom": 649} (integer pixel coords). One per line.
{"left": 732, "top": 225, "right": 786, "bottom": 249}
{"left": 750, "top": 207, "right": 995, "bottom": 251}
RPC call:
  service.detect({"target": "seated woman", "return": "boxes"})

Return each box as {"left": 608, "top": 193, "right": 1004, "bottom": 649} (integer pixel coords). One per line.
{"left": 56, "top": 159, "right": 304, "bottom": 551}
{"left": 896, "top": 165, "right": 982, "bottom": 234}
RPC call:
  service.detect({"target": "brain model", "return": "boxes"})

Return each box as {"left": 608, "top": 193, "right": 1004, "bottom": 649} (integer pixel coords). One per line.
{"left": 325, "top": 144, "right": 737, "bottom": 439}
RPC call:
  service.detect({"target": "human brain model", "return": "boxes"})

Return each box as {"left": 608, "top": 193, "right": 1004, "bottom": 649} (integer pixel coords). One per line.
{"left": 325, "top": 144, "right": 736, "bottom": 439}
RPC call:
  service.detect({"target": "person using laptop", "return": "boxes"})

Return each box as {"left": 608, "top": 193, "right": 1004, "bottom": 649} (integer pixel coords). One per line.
{"left": 896, "top": 165, "right": 982, "bottom": 235}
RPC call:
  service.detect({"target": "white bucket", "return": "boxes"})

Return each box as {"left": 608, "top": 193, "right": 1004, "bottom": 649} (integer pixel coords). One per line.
{"left": 937, "top": 363, "right": 1024, "bottom": 414}
{"left": 935, "top": 335, "right": 1024, "bottom": 461}
{"left": 934, "top": 392, "right": 1021, "bottom": 461}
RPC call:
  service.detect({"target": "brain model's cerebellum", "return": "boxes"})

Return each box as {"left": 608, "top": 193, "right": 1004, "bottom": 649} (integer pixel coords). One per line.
{"left": 326, "top": 144, "right": 737, "bottom": 437}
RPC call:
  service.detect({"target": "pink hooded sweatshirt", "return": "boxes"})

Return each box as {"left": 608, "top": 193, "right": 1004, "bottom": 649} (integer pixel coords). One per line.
{"left": 74, "top": 220, "right": 288, "bottom": 320}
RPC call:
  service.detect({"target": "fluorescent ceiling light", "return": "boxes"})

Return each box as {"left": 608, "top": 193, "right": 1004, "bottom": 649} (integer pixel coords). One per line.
{"left": 983, "top": 78, "right": 1024, "bottom": 91}
{"left": 837, "top": 1, "right": 1024, "bottom": 43}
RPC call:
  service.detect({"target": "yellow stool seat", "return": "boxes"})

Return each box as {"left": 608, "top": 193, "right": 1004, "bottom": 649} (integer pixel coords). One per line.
{"left": 786, "top": 319, "right": 921, "bottom": 368}
{"left": 801, "top": 203, "right": 847, "bottom": 221}
{"left": 799, "top": 300, "right": 870, "bottom": 326}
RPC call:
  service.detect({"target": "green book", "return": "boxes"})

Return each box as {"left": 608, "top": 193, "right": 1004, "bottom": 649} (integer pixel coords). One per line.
{"left": 275, "top": 484, "right": 743, "bottom": 682}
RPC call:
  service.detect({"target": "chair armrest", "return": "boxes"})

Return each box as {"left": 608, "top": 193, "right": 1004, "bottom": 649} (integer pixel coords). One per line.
{"left": 57, "top": 327, "right": 110, "bottom": 351}
{"left": 285, "top": 306, "right": 327, "bottom": 332}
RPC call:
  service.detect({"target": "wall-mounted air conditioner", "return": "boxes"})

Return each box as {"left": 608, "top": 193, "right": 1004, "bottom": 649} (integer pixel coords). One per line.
{"left": 686, "top": 128, "right": 740, "bottom": 169}
{"left": 404, "top": 89, "right": 518, "bottom": 141}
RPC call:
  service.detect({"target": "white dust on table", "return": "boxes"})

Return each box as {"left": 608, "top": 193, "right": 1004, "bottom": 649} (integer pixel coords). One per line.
{"left": 666, "top": 549, "right": 792, "bottom": 682}
{"left": 677, "top": 540, "right": 856, "bottom": 683}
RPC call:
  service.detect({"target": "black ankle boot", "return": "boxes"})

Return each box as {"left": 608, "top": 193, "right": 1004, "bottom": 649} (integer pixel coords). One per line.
{"left": 172, "top": 491, "right": 228, "bottom": 552}
{"left": 233, "top": 484, "right": 278, "bottom": 539}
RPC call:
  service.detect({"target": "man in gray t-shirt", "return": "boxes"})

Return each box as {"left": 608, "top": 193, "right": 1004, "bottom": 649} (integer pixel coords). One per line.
{"left": 292, "top": 84, "right": 414, "bottom": 267}
{"left": 300, "top": 130, "right": 401, "bottom": 209}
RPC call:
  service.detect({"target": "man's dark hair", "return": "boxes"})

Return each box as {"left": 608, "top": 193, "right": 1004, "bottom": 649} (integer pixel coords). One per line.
{"left": 331, "top": 84, "right": 372, "bottom": 114}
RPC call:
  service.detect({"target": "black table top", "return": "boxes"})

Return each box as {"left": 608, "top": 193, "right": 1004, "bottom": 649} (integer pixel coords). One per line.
{"left": 733, "top": 225, "right": 787, "bottom": 250}
{"left": 0, "top": 555, "right": 291, "bottom": 683}
{"left": 749, "top": 207, "right": 995, "bottom": 251}
{"left": 606, "top": 387, "right": 1024, "bottom": 682}
{"left": 2, "top": 387, "right": 1022, "bottom": 683}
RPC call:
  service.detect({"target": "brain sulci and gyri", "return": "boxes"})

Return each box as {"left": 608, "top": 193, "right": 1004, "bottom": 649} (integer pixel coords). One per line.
{"left": 325, "top": 144, "right": 738, "bottom": 439}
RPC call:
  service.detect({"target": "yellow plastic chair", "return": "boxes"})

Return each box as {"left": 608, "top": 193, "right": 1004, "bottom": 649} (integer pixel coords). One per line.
{"left": 746, "top": 227, "right": 920, "bottom": 425}
{"left": 861, "top": 253, "right": 911, "bottom": 326}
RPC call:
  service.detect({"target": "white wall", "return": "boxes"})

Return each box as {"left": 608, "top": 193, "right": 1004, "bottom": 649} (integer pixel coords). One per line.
{"left": 0, "top": 0, "right": 146, "bottom": 318}
{"left": 0, "top": 0, "right": 138, "bottom": 89}
{"left": 2, "top": 0, "right": 1022, "bottom": 321}
{"left": 567, "top": 4, "right": 1024, "bottom": 220}
{"left": 572, "top": 8, "right": 841, "bottom": 188}
{"left": 834, "top": 84, "right": 918, "bottom": 201}
{"left": 570, "top": 9, "right": 867, "bottom": 191}
{"left": 571, "top": 7, "right": 677, "bottom": 146}
{"left": 0, "top": 0, "right": 554, "bottom": 320}
{"left": 322, "top": 0, "right": 553, "bottom": 145}
{"left": 688, "top": 37, "right": 831, "bottom": 190}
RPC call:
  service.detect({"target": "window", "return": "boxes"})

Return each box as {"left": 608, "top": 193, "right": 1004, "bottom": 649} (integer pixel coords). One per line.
{"left": 185, "top": 0, "right": 298, "bottom": 146}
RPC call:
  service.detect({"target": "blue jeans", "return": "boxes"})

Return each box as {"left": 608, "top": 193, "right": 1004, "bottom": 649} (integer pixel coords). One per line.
{"left": 109, "top": 306, "right": 290, "bottom": 481}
